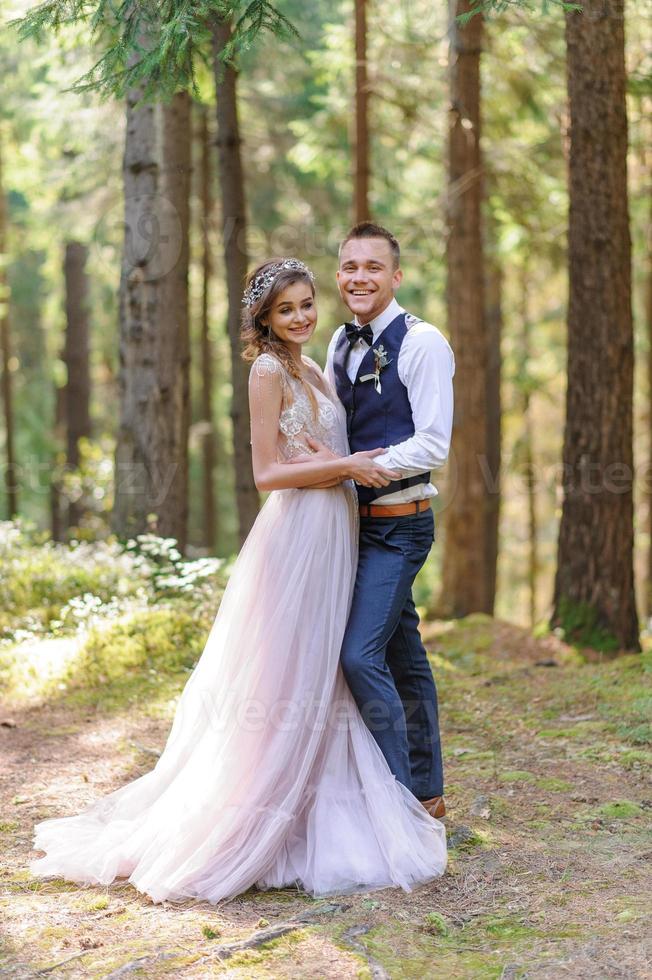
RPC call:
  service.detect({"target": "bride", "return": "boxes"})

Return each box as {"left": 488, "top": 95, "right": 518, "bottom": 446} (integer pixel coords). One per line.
{"left": 29, "top": 258, "right": 447, "bottom": 904}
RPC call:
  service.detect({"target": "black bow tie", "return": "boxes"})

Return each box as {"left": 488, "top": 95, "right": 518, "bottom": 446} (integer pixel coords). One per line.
{"left": 344, "top": 322, "right": 373, "bottom": 347}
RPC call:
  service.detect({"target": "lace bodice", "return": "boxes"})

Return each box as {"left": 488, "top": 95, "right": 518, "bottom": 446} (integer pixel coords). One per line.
{"left": 252, "top": 353, "right": 348, "bottom": 460}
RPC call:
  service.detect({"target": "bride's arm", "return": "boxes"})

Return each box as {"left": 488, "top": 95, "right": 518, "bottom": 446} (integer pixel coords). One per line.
{"left": 248, "top": 361, "right": 393, "bottom": 492}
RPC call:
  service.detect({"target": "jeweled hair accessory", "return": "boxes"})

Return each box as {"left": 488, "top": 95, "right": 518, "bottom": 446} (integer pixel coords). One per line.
{"left": 242, "top": 258, "right": 315, "bottom": 309}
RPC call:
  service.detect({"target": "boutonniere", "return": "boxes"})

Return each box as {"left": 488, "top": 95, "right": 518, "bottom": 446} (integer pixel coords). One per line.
{"left": 360, "top": 344, "right": 392, "bottom": 394}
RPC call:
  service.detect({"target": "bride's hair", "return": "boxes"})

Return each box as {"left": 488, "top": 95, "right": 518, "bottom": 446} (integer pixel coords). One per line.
{"left": 241, "top": 258, "right": 318, "bottom": 415}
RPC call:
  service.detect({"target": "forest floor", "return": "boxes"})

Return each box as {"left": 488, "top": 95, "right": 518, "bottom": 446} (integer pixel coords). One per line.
{"left": 1, "top": 614, "right": 651, "bottom": 979}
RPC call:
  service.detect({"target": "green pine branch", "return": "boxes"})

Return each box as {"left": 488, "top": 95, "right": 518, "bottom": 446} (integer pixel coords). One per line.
{"left": 457, "top": 0, "right": 582, "bottom": 25}
{"left": 10, "top": 1, "right": 300, "bottom": 100}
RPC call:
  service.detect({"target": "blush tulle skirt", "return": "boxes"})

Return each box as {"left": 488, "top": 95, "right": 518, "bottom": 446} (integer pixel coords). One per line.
{"left": 29, "top": 486, "right": 447, "bottom": 904}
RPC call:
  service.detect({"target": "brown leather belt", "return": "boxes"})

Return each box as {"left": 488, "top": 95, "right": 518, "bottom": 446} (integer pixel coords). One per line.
{"left": 359, "top": 499, "right": 431, "bottom": 518}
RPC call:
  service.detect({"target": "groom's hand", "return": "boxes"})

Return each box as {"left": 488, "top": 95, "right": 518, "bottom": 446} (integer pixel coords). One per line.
{"left": 288, "top": 437, "right": 395, "bottom": 489}
{"left": 347, "top": 449, "right": 396, "bottom": 489}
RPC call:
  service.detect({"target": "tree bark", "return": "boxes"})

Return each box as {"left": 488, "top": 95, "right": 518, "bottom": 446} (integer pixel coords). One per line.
{"left": 484, "top": 242, "right": 502, "bottom": 616}
{"left": 354, "top": 0, "right": 370, "bottom": 222}
{"left": 519, "top": 262, "right": 538, "bottom": 628}
{"left": 50, "top": 383, "right": 65, "bottom": 542}
{"left": 198, "top": 102, "right": 218, "bottom": 553}
{"left": 438, "top": 0, "right": 488, "bottom": 617}
{"left": 112, "top": 84, "right": 191, "bottom": 552}
{"left": 160, "top": 91, "right": 191, "bottom": 550}
{"left": 0, "top": 130, "right": 17, "bottom": 519}
{"left": 552, "top": 0, "right": 639, "bottom": 651}
{"left": 63, "top": 241, "right": 91, "bottom": 530}
{"left": 212, "top": 18, "right": 259, "bottom": 544}
{"left": 647, "top": 186, "right": 652, "bottom": 621}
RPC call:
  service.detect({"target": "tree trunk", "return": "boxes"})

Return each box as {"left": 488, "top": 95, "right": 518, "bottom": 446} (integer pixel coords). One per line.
{"left": 438, "top": 0, "right": 487, "bottom": 617}
{"left": 160, "top": 91, "right": 191, "bottom": 550}
{"left": 0, "top": 131, "right": 17, "bottom": 520}
{"left": 112, "top": 85, "right": 191, "bottom": 551}
{"left": 212, "top": 18, "right": 259, "bottom": 544}
{"left": 484, "top": 243, "right": 502, "bottom": 616}
{"left": 198, "top": 102, "right": 218, "bottom": 553}
{"left": 552, "top": 0, "right": 639, "bottom": 651}
{"left": 646, "top": 186, "right": 652, "bottom": 621}
{"left": 518, "top": 262, "right": 538, "bottom": 628}
{"left": 50, "top": 382, "right": 65, "bottom": 542}
{"left": 354, "top": 0, "right": 370, "bottom": 222}
{"left": 643, "top": 178, "right": 652, "bottom": 620}
{"left": 63, "top": 241, "right": 91, "bottom": 530}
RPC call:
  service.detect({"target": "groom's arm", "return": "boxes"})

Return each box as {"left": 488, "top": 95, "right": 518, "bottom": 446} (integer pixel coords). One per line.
{"left": 374, "top": 323, "right": 455, "bottom": 476}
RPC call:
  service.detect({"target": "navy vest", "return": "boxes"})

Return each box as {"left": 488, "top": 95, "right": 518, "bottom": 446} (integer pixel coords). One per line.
{"left": 332, "top": 311, "right": 431, "bottom": 503}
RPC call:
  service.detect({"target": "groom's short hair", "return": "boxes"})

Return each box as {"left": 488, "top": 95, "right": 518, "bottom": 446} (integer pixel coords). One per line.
{"left": 339, "top": 221, "right": 400, "bottom": 269}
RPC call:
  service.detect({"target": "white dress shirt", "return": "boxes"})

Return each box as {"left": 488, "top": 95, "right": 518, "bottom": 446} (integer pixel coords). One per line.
{"left": 325, "top": 297, "right": 455, "bottom": 505}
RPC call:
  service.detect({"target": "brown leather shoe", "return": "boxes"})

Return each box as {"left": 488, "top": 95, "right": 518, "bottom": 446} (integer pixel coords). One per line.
{"left": 420, "top": 795, "right": 446, "bottom": 819}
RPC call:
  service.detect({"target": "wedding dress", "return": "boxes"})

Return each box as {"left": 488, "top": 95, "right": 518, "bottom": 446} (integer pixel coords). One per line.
{"left": 29, "top": 353, "right": 447, "bottom": 904}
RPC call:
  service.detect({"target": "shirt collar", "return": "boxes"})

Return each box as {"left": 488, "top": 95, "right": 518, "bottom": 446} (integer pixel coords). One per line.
{"left": 355, "top": 297, "right": 404, "bottom": 342}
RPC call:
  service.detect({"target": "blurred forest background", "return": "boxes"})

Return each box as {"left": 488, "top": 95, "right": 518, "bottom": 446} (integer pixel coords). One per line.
{"left": 2, "top": 5, "right": 652, "bottom": 975}
{"left": 0, "top": 0, "right": 650, "bottom": 644}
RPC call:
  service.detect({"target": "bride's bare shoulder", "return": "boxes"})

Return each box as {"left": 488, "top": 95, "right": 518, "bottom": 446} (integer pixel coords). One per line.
{"left": 251, "top": 352, "right": 286, "bottom": 379}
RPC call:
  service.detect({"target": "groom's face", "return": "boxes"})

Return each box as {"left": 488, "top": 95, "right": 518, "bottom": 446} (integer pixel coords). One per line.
{"left": 337, "top": 238, "right": 403, "bottom": 325}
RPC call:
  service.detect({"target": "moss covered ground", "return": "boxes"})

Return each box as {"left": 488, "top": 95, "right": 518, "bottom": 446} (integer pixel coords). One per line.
{"left": 1, "top": 609, "right": 651, "bottom": 978}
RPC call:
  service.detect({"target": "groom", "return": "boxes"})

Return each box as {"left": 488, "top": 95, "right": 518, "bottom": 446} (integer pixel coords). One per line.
{"left": 325, "top": 222, "right": 455, "bottom": 819}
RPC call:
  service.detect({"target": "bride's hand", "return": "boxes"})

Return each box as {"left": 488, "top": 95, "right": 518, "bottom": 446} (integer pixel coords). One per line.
{"left": 286, "top": 438, "right": 394, "bottom": 489}
{"left": 345, "top": 449, "right": 396, "bottom": 489}
{"left": 288, "top": 435, "right": 340, "bottom": 465}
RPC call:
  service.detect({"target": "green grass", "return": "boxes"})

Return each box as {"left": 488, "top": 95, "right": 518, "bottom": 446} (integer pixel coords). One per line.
{"left": 2, "top": 535, "right": 651, "bottom": 980}
{"left": 0, "top": 522, "right": 227, "bottom": 649}
{"left": 0, "top": 605, "right": 214, "bottom": 714}
{"left": 555, "top": 596, "right": 620, "bottom": 653}
{"left": 499, "top": 770, "right": 536, "bottom": 783}
{"left": 423, "top": 911, "right": 450, "bottom": 936}
{"left": 594, "top": 801, "right": 646, "bottom": 821}
{"left": 536, "top": 777, "right": 573, "bottom": 792}
{"left": 63, "top": 607, "right": 211, "bottom": 713}
{"left": 0, "top": 523, "right": 230, "bottom": 712}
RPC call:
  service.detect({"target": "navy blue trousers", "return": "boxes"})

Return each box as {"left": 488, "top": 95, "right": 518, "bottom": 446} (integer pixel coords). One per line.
{"left": 340, "top": 508, "right": 443, "bottom": 799}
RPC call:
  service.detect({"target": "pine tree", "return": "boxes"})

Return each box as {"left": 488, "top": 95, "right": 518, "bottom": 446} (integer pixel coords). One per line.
{"left": 484, "top": 222, "right": 502, "bottom": 617}
{"left": 12, "top": 2, "right": 299, "bottom": 100}
{"left": 438, "top": 0, "right": 488, "bottom": 617}
{"left": 112, "top": 36, "right": 192, "bottom": 548}
{"left": 13, "top": 1, "right": 293, "bottom": 546}
{"left": 212, "top": 16, "right": 260, "bottom": 543}
{"left": 551, "top": 0, "right": 640, "bottom": 651}
{"left": 63, "top": 241, "right": 91, "bottom": 531}
{"left": 0, "top": 129, "right": 17, "bottom": 519}
{"left": 196, "top": 102, "right": 219, "bottom": 553}
{"left": 354, "top": 0, "right": 370, "bottom": 222}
